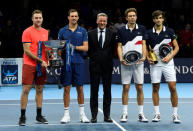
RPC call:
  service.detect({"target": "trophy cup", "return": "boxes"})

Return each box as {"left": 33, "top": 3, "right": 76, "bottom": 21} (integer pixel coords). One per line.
{"left": 44, "top": 40, "right": 67, "bottom": 89}
{"left": 148, "top": 45, "right": 158, "bottom": 64}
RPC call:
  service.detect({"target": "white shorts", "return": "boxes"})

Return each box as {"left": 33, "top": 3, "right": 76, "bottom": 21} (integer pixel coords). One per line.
{"left": 121, "top": 64, "right": 144, "bottom": 84}
{"left": 150, "top": 65, "right": 176, "bottom": 83}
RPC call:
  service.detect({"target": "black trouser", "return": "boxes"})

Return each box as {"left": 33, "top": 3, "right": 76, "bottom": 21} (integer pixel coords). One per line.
{"left": 90, "top": 63, "right": 112, "bottom": 118}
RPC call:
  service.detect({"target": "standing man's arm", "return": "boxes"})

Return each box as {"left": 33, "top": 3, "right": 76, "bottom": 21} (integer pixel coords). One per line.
{"left": 162, "top": 39, "right": 179, "bottom": 63}
{"left": 74, "top": 28, "right": 88, "bottom": 52}
{"left": 117, "top": 42, "right": 123, "bottom": 62}
{"left": 117, "top": 42, "right": 130, "bottom": 66}
{"left": 138, "top": 40, "right": 147, "bottom": 64}
{"left": 142, "top": 40, "right": 147, "bottom": 59}
{"left": 75, "top": 41, "right": 88, "bottom": 51}
{"left": 23, "top": 43, "right": 47, "bottom": 67}
{"left": 171, "top": 39, "right": 180, "bottom": 57}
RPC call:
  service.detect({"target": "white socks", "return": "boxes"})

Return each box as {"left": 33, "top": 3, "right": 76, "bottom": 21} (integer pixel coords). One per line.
{"left": 64, "top": 107, "right": 69, "bottom": 116}
{"left": 123, "top": 105, "right": 144, "bottom": 114}
{"left": 122, "top": 105, "right": 128, "bottom": 115}
{"left": 154, "top": 106, "right": 178, "bottom": 115}
{"left": 173, "top": 107, "right": 178, "bottom": 115}
{"left": 65, "top": 104, "right": 86, "bottom": 116}
{"left": 138, "top": 105, "right": 144, "bottom": 114}
{"left": 65, "top": 105, "right": 86, "bottom": 116}
{"left": 154, "top": 106, "right": 160, "bottom": 115}
{"left": 79, "top": 104, "right": 85, "bottom": 115}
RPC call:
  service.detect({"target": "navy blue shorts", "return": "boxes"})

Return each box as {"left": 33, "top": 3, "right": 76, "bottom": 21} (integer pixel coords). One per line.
{"left": 60, "top": 63, "right": 84, "bottom": 87}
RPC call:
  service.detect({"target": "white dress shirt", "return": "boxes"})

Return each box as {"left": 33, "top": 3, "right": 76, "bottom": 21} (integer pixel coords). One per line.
{"left": 97, "top": 28, "right": 106, "bottom": 48}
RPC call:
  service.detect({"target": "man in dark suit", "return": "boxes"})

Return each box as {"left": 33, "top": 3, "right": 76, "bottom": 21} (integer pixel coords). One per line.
{"left": 88, "top": 13, "right": 117, "bottom": 123}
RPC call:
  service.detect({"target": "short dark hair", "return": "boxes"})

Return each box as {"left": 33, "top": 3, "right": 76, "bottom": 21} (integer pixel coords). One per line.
{"left": 152, "top": 10, "right": 165, "bottom": 19}
{"left": 124, "top": 8, "right": 137, "bottom": 17}
{"left": 32, "top": 9, "right": 42, "bottom": 17}
{"left": 68, "top": 9, "right": 79, "bottom": 16}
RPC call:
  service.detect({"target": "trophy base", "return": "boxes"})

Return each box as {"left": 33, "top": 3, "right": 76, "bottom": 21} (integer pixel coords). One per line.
{"left": 149, "top": 51, "right": 158, "bottom": 64}
{"left": 49, "top": 59, "right": 64, "bottom": 68}
{"left": 153, "top": 61, "right": 158, "bottom": 64}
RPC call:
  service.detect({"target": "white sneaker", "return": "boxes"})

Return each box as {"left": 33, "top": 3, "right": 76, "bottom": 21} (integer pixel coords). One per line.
{"left": 152, "top": 114, "right": 161, "bottom": 122}
{"left": 138, "top": 114, "right": 148, "bottom": 122}
{"left": 120, "top": 113, "right": 128, "bottom": 122}
{"left": 80, "top": 114, "right": 89, "bottom": 123}
{"left": 61, "top": 114, "right": 70, "bottom": 124}
{"left": 173, "top": 115, "right": 181, "bottom": 123}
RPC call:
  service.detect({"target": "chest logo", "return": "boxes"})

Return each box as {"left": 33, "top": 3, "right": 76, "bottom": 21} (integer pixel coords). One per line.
{"left": 137, "top": 32, "right": 141, "bottom": 35}
{"left": 76, "top": 32, "right": 82, "bottom": 34}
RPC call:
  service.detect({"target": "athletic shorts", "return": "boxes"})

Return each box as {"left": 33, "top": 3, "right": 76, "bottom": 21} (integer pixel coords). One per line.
{"left": 60, "top": 63, "right": 84, "bottom": 87}
{"left": 150, "top": 65, "right": 176, "bottom": 83}
{"left": 121, "top": 63, "right": 144, "bottom": 84}
{"left": 22, "top": 64, "right": 47, "bottom": 85}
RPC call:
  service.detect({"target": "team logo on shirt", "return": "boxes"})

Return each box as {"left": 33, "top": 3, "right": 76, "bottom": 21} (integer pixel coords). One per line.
{"left": 137, "top": 32, "right": 141, "bottom": 35}
{"left": 76, "top": 32, "right": 82, "bottom": 34}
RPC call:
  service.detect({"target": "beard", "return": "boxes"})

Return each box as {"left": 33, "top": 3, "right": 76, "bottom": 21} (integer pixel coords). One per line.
{"left": 71, "top": 20, "right": 77, "bottom": 25}
{"left": 34, "top": 21, "right": 42, "bottom": 27}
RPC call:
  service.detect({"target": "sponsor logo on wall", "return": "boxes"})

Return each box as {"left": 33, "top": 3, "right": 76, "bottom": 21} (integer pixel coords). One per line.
{"left": 1, "top": 65, "right": 18, "bottom": 84}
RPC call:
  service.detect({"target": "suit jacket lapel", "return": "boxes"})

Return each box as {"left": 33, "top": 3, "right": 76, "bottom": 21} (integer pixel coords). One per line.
{"left": 93, "top": 29, "right": 100, "bottom": 48}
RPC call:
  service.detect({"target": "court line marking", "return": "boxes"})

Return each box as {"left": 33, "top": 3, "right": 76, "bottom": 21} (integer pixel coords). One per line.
{"left": 98, "top": 108, "right": 127, "bottom": 131}
{"left": 0, "top": 101, "right": 193, "bottom": 106}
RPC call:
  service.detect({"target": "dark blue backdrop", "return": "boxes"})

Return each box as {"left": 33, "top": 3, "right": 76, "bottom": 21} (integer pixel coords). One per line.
{"left": 46, "top": 58, "right": 193, "bottom": 84}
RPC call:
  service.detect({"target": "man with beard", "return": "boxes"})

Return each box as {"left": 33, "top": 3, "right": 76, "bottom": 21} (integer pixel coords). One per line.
{"left": 58, "top": 9, "right": 89, "bottom": 124}
{"left": 19, "top": 9, "right": 49, "bottom": 126}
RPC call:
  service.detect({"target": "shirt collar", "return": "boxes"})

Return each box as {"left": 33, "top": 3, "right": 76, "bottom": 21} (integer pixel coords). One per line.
{"left": 126, "top": 23, "right": 138, "bottom": 30}
{"left": 153, "top": 25, "right": 166, "bottom": 33}
{"left": 97, "top": 27, "right": 106, "bottom": 33}
{"left": 65, "top": 24, "right": 80, "bottom": 30}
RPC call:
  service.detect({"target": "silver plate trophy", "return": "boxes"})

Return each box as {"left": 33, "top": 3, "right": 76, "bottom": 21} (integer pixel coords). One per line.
{"left": 159, "top": 44, "right": 172, "bottom": 59}
{"left": 123, "top": 50, "right": 142, "bottom": 65}
{"left": 44, "top": 40, "right": 66, "bottom": 89}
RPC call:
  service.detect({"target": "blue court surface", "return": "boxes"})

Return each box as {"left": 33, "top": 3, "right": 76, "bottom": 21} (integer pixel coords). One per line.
{"left": 0, "top": 83, "right": 193, "bottom": 131}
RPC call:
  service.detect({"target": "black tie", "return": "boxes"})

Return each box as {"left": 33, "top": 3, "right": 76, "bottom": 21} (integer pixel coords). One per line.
{"left": 99, "top": 30, "right": 103, "bottom": 47}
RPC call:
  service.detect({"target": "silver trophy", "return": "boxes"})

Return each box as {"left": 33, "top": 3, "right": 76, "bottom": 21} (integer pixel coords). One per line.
{"left": 44, "top": 40, "right": 67, "bottom": 89}
{"left": 44, "top": 40, "right": 66, "bottom": 67}
{"left": 123, "top": 50, "right": 142, "bottom": 65}
{"left": 159, "top": 44, "right": 172, "bottom": 59}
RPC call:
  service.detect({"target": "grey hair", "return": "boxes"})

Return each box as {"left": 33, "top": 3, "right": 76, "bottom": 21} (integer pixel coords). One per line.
{"left": 97, "top": 13, "right": 108, "bottom": 19}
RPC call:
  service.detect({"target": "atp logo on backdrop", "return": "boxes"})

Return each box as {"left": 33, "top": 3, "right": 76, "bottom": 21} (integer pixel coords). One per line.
{"left": 1, "top": 65, "right": 18, "bottom": 84}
